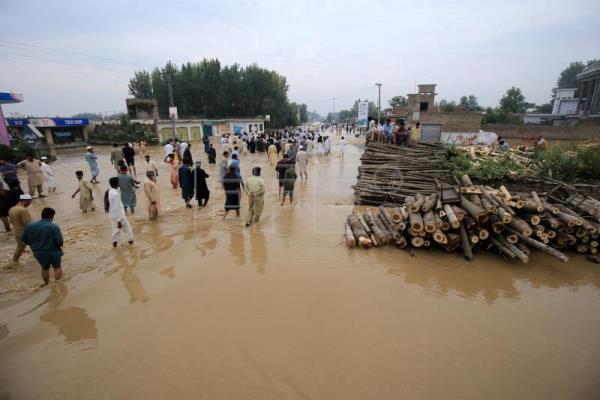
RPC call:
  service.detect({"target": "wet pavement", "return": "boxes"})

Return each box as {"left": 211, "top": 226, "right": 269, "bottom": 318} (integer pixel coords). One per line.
{"left": 1, "top": 136, "right": 600, "bottom": 399}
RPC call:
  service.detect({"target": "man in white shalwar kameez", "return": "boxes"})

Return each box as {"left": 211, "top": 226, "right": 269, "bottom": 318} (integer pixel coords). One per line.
{"left": 106, "top": 177, "right": 134, "bottom": 247}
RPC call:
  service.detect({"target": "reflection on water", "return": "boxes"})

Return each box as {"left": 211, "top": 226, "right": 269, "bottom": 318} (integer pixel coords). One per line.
{"left": 160, "top": 266, "right": 176, "bottom": 278}
{"left": 114, "top": 248, "right": 149, "bottom": 304}
{"left": 0, "top": 324, "right": 8, "bottom": 341}
{"left": 385, "top": 250, "right": 600, "bottom": 303}
{"left": 250, "top": 226, "right": 267, "bottom": 274}
{"left": 228, "top": 226, "right": 246, "bottom": 266}
{"left": 38, "top": 282, "right": 98, "bottom": 344}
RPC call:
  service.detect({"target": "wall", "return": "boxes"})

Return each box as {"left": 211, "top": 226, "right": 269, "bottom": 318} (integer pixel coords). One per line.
{"left": 407, "top": 111, "right": 482, "bottom": 133}
{"left": 482, "top": 119, "right": 600, "bottom": 146}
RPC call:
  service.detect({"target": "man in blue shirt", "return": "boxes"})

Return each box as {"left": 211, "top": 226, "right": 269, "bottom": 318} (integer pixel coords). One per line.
{"left": 384, "top": 119, "right": 393, "bottom": 144}
{"left": 22, "top": 207, "right": 64, "bottom": 285}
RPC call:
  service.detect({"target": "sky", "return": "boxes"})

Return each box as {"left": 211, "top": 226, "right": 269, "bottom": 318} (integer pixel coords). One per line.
{"left": 1, "top": 0, "right": 599, "bottom": 118}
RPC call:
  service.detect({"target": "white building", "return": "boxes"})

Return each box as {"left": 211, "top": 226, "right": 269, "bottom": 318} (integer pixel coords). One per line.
{"left": 524, "top": 88, "right": 580, "bottom": 125}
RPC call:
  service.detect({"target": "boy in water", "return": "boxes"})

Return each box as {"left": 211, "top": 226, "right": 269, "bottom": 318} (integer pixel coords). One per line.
{"left": 71, "top": 170, "right": 95, "bottom": 213}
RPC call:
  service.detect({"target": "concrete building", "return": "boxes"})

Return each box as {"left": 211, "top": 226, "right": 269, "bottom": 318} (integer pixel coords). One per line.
{"left": 577, "top": 60, "right": 600, "bottom": 115}
{"left": 386, "top": 84, "right": 482, "bottom": 142}
{"left": 155, "top": 117, "right": 265, "bottom": 143}
{"left": 126, "top": 98, "right": 159, "bottom": 120}
{"left": 5, "top": 117, "right": 90, "bottom": 156}
{"left": 524, "top": 88, "right": 580, "bottom": 125}
{"left": 0, "top": 92, "right": 24, "bottom": 145}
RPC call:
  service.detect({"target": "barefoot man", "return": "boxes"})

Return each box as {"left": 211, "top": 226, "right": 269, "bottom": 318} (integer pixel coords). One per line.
{"left": 22, "top": 207, "right": 64, "bottom": 285}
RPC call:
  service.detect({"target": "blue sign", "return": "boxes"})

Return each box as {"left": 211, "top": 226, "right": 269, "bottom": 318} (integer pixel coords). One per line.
{"left": 5, "top": 118, "right": 29, "bottom": 127}
{"left": 53, "top": 118, "right": 89, "bottom": 126}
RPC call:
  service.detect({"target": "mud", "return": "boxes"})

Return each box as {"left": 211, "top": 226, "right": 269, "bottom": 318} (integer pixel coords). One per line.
{"left": 1, "top": 137, "right": 600, "bottom": 399}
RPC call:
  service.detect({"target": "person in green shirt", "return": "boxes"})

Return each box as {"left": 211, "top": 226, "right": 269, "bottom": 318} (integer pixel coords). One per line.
{"left": 22, "top": 207, "right": 63, "bottom": 285}
{"left": 280, "top": 165, "right": 297, "bottom": 206}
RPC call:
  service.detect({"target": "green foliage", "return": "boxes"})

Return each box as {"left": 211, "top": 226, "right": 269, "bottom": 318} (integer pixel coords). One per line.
{"left": 0, "top": 140, "right": 38, "bottom": 163}
{"left": 459, "top": 95, "right": 482, "bottom": 111}
{"left": 445, "top": 146, "right": 525, "bottom": 180}
{"left": 499, "top": 87, "right": 526, "bottom": 113}
{"left": 128, "top": 70, "right": 154, "bottom": 98}
{"left": 532, "top": 145, "right": 600, "bottom": 182}
{"left": 557, "top": 60, "right": 597, "bottom": 88}
{"left": 388, "top": 96, "right": 408, "bottom": 108}
{"left": 481, "top": 107, "right": 522, "bottom": 124}
{"left": 439, "top": 99, "right": 456, "bottom": 112}
{"left": 129, "top": 59, "right": 304, "bottom": 128}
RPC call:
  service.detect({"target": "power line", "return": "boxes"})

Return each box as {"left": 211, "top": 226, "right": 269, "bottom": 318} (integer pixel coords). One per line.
{"left": 0, "top": 50, "right": 132, "bottom": 74}
{"left": 0, "top": 39, "right": 132, "bottom": 66}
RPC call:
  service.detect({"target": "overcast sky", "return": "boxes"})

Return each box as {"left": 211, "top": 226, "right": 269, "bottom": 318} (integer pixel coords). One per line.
{"left": 1, "top": 0, "right": 598, "bottom": 118}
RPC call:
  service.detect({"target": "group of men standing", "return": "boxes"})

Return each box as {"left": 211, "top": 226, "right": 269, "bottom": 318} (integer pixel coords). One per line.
{"left": 367, "top": 117, "right": 421, "bottom": 145}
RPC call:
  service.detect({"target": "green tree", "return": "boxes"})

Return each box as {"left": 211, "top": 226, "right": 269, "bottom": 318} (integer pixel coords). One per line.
{"left": 388, "top": 95, "right": 408, "bottom": 108}
{"left": 557, "top": 60, "right": 597, "bottom": 88}
{"left": 439, "top": 99, "right": 456, "bottom": 112}
{"left": 459, "top": 95, "right": 481, "bottom": 111}
{"left": 499, "top": 87, "right": 526, "bottom": 113}
{"left": 128, "top": 70, "right": 154, "bottom": 98}
{"left": 299, "top": 104, "right": 308, "bottom": 123}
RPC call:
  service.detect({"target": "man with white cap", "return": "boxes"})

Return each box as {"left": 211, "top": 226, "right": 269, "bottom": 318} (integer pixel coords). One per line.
{"left": 85, "top": 146, "right": 99, "bottom": 184}
{"left": 8, "top": 194, "right": 32, "bottom": 262}
{"left": 105, "top": 176, "right": 134, "bottom": 247}
{"left": 296, "top": 145, "right": 308, "bottom": 181}
{"left": 40, "top": 156, "right": 57, "bottom": 193}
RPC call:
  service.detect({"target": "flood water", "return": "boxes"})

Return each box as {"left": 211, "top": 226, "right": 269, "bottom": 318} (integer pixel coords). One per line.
{"left": 1, "top": 138, "right": 600, "bottom": 399}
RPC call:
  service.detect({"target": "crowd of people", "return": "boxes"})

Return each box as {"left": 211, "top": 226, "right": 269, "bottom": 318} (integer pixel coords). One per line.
{"left": 0, "top": 126, "right": 349, "bottom": 285}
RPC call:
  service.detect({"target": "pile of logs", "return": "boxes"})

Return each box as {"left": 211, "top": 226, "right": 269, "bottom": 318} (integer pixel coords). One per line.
{"left": 345, "top": 174, "right": 600, "bottom": 264}
{"left": 353, "top": 142, "right": 455, "bottom": 205}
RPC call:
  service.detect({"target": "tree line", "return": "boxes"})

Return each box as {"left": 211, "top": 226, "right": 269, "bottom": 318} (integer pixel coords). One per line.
{"left": 127, "top": 59, "right": 310, "bottom": 128}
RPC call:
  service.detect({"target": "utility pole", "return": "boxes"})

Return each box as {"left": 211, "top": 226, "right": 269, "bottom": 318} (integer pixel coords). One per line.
{"left": 166, "top": 73, "right": 177, "bottom": 139}
{"left": 375, "top": 82, "right": 382, "bottom": 123}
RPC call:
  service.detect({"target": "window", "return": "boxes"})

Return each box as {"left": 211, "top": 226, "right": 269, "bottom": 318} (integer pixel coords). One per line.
{"left": 419, "top": 102, "right": 429, "bottom": 112}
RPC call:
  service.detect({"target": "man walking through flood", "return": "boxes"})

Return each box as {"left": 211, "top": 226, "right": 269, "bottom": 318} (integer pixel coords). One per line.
{"left": 22, "top": 207, "right": 63, "bottom": 285}
{"left": 8, "top": 194, "right": 32, "bottom": 262}
{"left": 110, "top": 143, "right": 124, "bottom": 171}
{"left": 244, "top": 167, "right": 265, "bottom": 227}
{"left": 143, "top": 171, "right": 160, "bottom": 220}
{"left": 105, "top": 177, "right": 134, "bottom": 247}
{"left": 280, "top": 164, "right": 297, "bottom": 206}
{"left": 17, "top": 153, "right": 45, "bottom": 197}
{"left": 296, "top": 145, "right": 308, "bottom": 181}
{"left": 85, "top": 146, "right": 100, "bottom": 184}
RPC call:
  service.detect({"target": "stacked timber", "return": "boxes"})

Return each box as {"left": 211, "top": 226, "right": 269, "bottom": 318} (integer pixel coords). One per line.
{"left": 346, "top": 175, "right": 600, "bottom": 264}
{"left": 353, "top": 142, "right": 455, "bottom": 205}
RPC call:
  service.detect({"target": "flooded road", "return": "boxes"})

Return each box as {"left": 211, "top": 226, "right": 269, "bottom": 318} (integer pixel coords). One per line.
{"left": 1, "top": 138, "right": 600, "bottom": 399}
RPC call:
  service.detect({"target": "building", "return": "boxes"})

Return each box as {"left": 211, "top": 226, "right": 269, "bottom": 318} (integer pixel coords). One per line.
{"left": 524, "top": 88, "right": 580, "bottom": 125}
{"left": 5, "top": 117, "right": 90, "bottom": 156}
{"left": 155, "top": 117, "right": 266, "bottom": 143}
{"left": 0, "top": 92, "right": 24, "bottom": 145}
{"left": 126, "top": 98, "right": 159, "bottom": 120}
{"left": 577, "top": 60, "right": 600, "bottom": 115}
{"left": 386, "top": 84, "right": 482, "bottom": 142}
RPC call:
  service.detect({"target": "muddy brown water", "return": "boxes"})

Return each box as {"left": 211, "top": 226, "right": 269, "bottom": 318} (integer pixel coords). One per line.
{"left": 1, "top": 138, "right": 600, "bottom": 399}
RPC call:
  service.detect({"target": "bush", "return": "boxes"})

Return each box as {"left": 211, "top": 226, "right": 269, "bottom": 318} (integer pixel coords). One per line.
{"left": 445, "top": 146, "right": 525, "bottom": 180}
{"left": 0, "top": 141, "right": 37, "bottom": 163}
{"left": 532, "top": 144, "right": 600, "bottom": 182}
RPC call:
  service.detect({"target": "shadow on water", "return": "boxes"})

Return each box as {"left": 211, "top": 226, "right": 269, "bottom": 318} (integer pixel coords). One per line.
{"left": 38, "top": 282, "right": 98, "bottom": 345}
{"left": 114, "top": 248, "right": 149, "bottom": 304}
{"left": 382, "top": 248, "right": 600, "bottom": 303}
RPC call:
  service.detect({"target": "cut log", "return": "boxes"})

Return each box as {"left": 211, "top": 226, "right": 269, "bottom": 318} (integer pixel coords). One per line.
{"left": 451, "top": 205, "right": 466, "bottom": 221}
{"left": 506, "top": 234, "right": 518, "bottom": 244}
{"left": 364, "top": 209, "right": 388, "bottom": 245}
{"left": 345, "top": 223, "right": 356, "bottom": 248}
{"left": 444, "top": 204, "right": 461, "bottom": 229}
{"left": 521, "top": 213, "right": 541, "bottom": 226}
{"left": 497, "top": 207, "right": 513, "bottom": 224}
{"left": 531, "top": 191, "right": 544, "bottom": 210}
{"left": 508, "top": 216, "right": 533, "bottom": 237}
{"left": 459, "top": 222, "right": 473, "bottom": 261}
{"left": 422, "top": 211, "right": 436, "bottom": 233}
{"left": 515, "top": 241, "right": 530, "bottom": 256}
{"left": 489, "top": 213, "right": 505, "bottom": 233}
{"left": 493, "top": 234, "right": 529, "bottom": 263}
{"left": 347, "top": 215, "right": 372, "bottom": 248}
{"left": 409, "top": 211, "right": 424, "bottom": 233}
{"left": 433, "top": 228, "right": 447, "bottom": 244}
{"left": 506, "top": 226, "right": 569, "bottom": 262}
{"left": 412, "top": 194, "right": 425, "bottom": 212}
{"left": 478, "top": 228, "right": 490, "bottom": 241}
{"left": 421, "top": 193, "right": 438, "bottom": 213}
{"left": 441, "top": 233, "right": 461, "bottom": 252}
{"left": 490, "top": 237, "right": 516, "bottom": 259}
{"left": 411, "top": 236, "right": 425, "bottom": 247}
{"left": 460, "top": 197, "right": 487, "bottom": 223}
